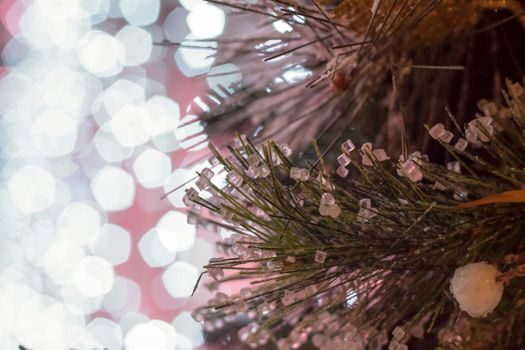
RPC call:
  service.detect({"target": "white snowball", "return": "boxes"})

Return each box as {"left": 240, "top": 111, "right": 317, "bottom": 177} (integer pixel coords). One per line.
{"left": 450, "top": 262, "right": 503, "bottom": 318}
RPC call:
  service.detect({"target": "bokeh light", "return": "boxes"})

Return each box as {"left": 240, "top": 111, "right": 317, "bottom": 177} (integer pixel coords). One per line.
{"left": 138, "top": 228, "right": 176, "bottom": 267}
{"left": 91, "top": 166, "right": 136, "bottom": 211}
{"left": 162, "top": 261, "right": 199, "bottom": 298}
{"left": 76, "top": 30, "right": 125, "bottom": 77}
{"left": 156, "top": 211, "right": 196, "bottom": 253}
{"left": 133, "top": 148, "right": 172, "bottom": 188}
{"left": 8, "top": 165, "right": 56, "bottom": 213}
{"left": 186, "top": 4, "right": 225, "bottom": 39}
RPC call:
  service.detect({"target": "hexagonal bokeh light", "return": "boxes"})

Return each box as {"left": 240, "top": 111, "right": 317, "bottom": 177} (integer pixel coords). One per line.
{"left": 0, "top": 0, "right": 234, "bottom": 348}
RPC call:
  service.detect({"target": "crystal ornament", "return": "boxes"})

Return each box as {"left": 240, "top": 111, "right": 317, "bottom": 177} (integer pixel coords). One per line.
{"left": 450, "top": 262, "right": 503, "bottom": 318}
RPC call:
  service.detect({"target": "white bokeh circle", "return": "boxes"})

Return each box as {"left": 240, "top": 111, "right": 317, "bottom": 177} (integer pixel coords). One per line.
{"left": 91, "top": 166, "right": 135, "bottom": 211}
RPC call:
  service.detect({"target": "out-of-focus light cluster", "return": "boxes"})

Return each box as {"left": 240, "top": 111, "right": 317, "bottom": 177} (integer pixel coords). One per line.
{"left": 0, "top": 0, "right": 240, "bottom": 349}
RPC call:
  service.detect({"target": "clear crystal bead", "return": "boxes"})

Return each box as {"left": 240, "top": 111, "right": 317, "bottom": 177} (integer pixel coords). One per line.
{"left": 337, "top": 153, "right": 351, "bottom": 166}
{"left": 361, "top": 154, "right": 373, "bottom": 166}
{"left": 336, "top": 165, "right": 349, "bottom": 178}
{"left": 240, "top": 287, "right": 253, "bottom": 299}
{"left": 400, "top": 161, "right": 423, "bottom": 182}
{"left": 247, "top": 154, "right": 260, "bottom": 166}
{"left": 321, "top": 192, "right": 335, "bottom": 205}
{"left": 357, "top": 208, "right": 377, "bottom": 223}
{"left": 305, "top": 285, "right": 317, "bottom": 295}
{"left": 359, "top": 198, "right": 371, "bottom": 208}
{"left": 183, "top": 194, "right": 192, "bottom": 207}
{"left": 208, "top": 156, "right": 220, "bottom": 166}
{"left": 209, "top": 267, "right": 224, "bottom": 281}
{"left": 341, "top": 139, "right": 356, "bottom": 153}
{"left": 227, "top": 171, "right": 243, "bottom": 187}
{"left": 195, "top": 175, "right": 209, "bottom": 190}
{"left": 235, "top": 299, "right": 248, "bottom": 312}
{"left": 220, "top": 207, "right": 233, "bottom": 220}
{"left": 482, "top": 102, "right": 497, "bottom": 116}
{"left": 392, "top": 326, "right": 405, "bottom": 340}
{"left": 257, "top": 302, "right": 271, "bottom": 316}
{"left": 279, "top": 143, "right": 292, "bottom": 157}
{"left": 201, "top": 167, "right": 215, "bottom": 179}
{"left": 454, "top": 138, "right": 468, "bottom": 152}
{"left": 299, "top": 169, "right": 310, "bottom": 181}
{"left": 447, "top": 161, "right": 461, "bottom": 173}
{"left": 361, "top": 142, "right": 373, "bottom": 152}
{"left": 247, "top": 165, "right": 260, "bottom": 179}
{"left": 259, "top": 165, "right": 270, "bottom": 178}
{"left": 429, "top": 123, "right": 445, "bottom": 139}
{"left": 433, "top": 181, "right": 446, "bottom": 191}
{"left": 438, "top": 130, "right": 454, "bottom": 144}
{"left": 315, "top": 250, "right": 327, "bottom": 263}
{"left": 281, "top": 290, "right": 295, "bottom": 306}
{"left": 328, "top": 204, "right": 341, "bottom": 218}
{"left": 290, "top": 167, "right": 302, "bottom": 180}
{"left": 319, "top": 204, "right": 331, "bottom": 216}
{"left": 186, "top": 187, "right": 199, "bottom": 200}
{"left": 373, "top": 148, "right": 389, "bottom": 161}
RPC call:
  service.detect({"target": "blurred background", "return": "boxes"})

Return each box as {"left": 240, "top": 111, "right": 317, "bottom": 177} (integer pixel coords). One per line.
{"left": 0, "top": 0, "right": 239, "bottom": 349}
